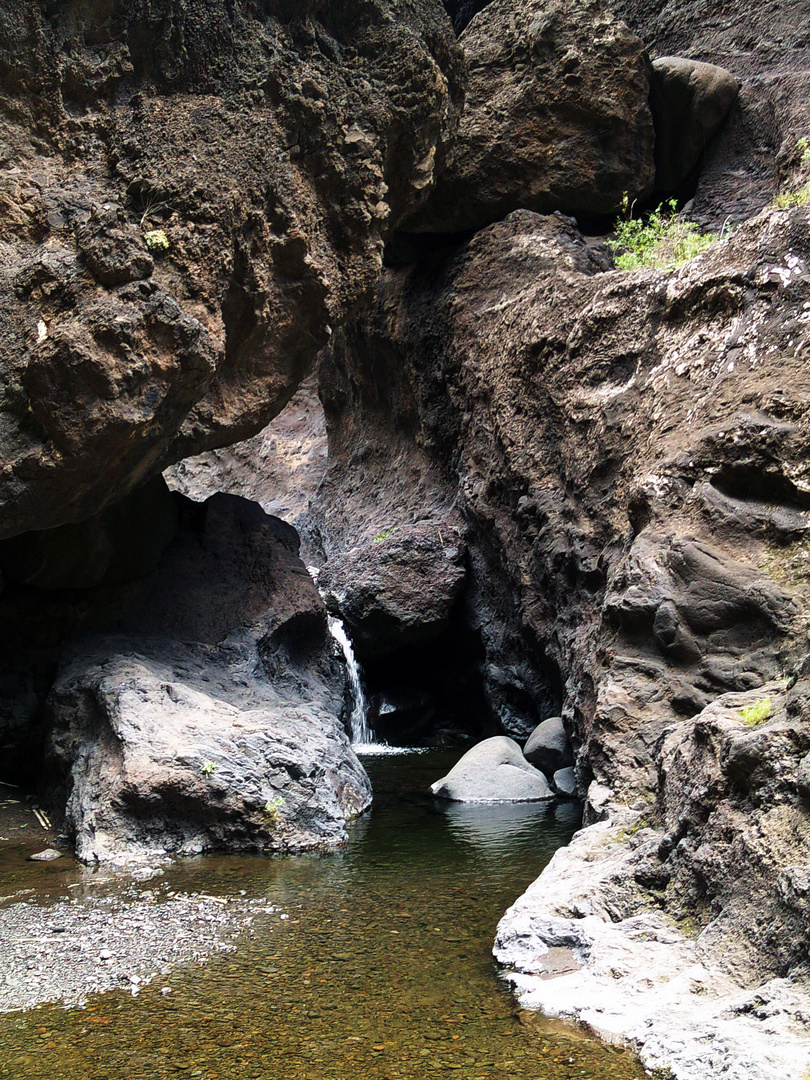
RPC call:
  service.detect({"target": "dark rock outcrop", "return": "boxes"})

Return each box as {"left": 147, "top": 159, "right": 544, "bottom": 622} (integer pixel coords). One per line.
{"left": 406, "top": 0, "right": 655, "bottom": 233}
{"left": 649, "top": 57, "right": 740, "bottom": 193}
{"left": 318, "top": 524, "right": 467, "bottom": 660}
{"left": 0, "top": 0, "right": 464, "bottom": 540}
{"left": 609, "top": 0, "right": 810, "bottom": 225}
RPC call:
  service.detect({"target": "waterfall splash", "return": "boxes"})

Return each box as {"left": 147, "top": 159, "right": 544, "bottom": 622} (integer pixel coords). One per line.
{"left": 327, "top": 616, "right": 375, "bottom": 747}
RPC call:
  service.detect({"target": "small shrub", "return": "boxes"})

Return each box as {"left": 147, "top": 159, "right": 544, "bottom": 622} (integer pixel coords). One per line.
{"left": 144, "top": 228, "right": 170, "bottom": 254}
{"left": 797, "top": 136, "right": 810, "bottom": 165}
{"left": 201, "top": 761, "right": 217, "bottom": 776}
{"left": 263, "top": 795, "right": 284, "bottom": 826}
{"left": 608, "top": 197, "right": 719, "bottom": 271}
{"left": 772, "top": 182, "right": 810, "bottom": 209}
{"left": 739, "top": 697, "right": 772, "bottom": 727}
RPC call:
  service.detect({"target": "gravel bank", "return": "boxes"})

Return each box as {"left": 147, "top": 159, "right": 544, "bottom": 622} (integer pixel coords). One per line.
{"left": 0, "top": 881, "right": 278, "bottom": 1013}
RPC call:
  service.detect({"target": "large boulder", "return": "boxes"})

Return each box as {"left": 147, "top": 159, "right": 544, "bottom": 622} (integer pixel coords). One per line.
{"left": 523, "top": 716, "right": 574, "bottom": 775}
{"left": 650, "top": 57, "right": 740, "bottom": 192}
{"left": 406, "top": 0, "right": 655, "bottom": 233}
{"left": 4, "top": 489, "right": 375, "bottom": 862}
{"left": 0, "top": 0, "right": 464, "bottom": 541}
{"left": 318, "top": 525, "right": 467, "bottom": 659}
{"left": 46, "top": 647, "right": 371, "bottom": 864}
{"left": 431, "top": 736, "right": 553, "bottom": 801}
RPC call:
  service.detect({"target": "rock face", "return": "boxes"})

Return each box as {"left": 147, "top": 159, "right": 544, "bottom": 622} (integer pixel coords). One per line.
{"left": 48, "top": 647, "right": 370, "bottom": 864}
{"left": 0, "top": 0, "right": 464, "bottom": 540}
{"left": 28, "top": 491, "right": 372, "bottom": 863}
{"left": 431, "top": 736, "right": 553, "bottom": 802}
{"left": 318, "top": 524, "right": 467, "bottom": 659}
{"left": 494, "top": 681, "right": 810, "bottom": 1079}
{"left": 406, "top": 0, "right": 655, "bottom": 233}
{"left": 165, "top": 373, "right": 328, "bottom": 527}
{"left": 610, "top": 0, "right": 810, "bottom": 226}
{"left": 650, "top": 58, "right": 740, "bottom": 193}
{"left": 312, "top": 197, "right": 810, "bottom": 1070}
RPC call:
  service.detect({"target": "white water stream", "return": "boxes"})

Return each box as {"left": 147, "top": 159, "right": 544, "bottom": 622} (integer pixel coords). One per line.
{"left": 327, "top": 615, "right": 380, "bottom": 749}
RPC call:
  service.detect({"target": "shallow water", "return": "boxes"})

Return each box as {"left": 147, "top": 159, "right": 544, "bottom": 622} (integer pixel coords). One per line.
{"left": 0, "top": 751, "right": 643, "bottom": 1080}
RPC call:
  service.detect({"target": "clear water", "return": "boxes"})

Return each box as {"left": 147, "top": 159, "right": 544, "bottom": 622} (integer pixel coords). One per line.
{"left": 0, "top": 752, "right": 643, "bottom": 1080}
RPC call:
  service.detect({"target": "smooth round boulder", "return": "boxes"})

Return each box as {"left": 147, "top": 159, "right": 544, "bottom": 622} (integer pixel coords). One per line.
{"left": 552, "top": 766, "right": 577, "bottom": 798}
{"left": 431, "top": 735, "right": 553, "bottom": 802}
{"left": 523, "top": 716, "right": 574, "bottom": 775}
{"left": 650, "top": 57, "right": 740, "bottom": 192}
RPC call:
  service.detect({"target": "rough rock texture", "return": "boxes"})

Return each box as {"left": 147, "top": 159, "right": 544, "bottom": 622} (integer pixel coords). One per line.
{"left": 650, "top": 57, "right": 740, "bottom": 193}
{"left": 431, "top": 735, "right": 552, "bottom": 802}
{"left": 318, "top": 524, "right": 467, "bottom": 659}
{"left": 312, "top": 199, "right": 810, "bottom": 1071}
{"left": 406, "top": 0, "right": 655, "bottom": 233}
{"left": 609, "top": 0, "right": 810, "bottom": 225}
{"left": 0, "top": 0, "right": 464, "bottom": 540}
{"left": 12, "top": 490, "right": 373, "bottom": 862}
{"left": 523, "top": 717, "right": 574, "bottom": 776}
{"left": 164, "top": 373, "right": 327, "bottom": 527}
{"left": 494, "top": 683, "right": 810, "bottom": 1079}
{"left": 47, "top": 646, "right": 370, "bottom": 864}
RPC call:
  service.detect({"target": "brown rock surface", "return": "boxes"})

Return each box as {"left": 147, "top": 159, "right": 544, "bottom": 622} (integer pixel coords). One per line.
{"left": 0, "top": 0, "right": 464, "bottom": 540}
{"left": 407, "top": 0, "right": 655, "bottom": 233}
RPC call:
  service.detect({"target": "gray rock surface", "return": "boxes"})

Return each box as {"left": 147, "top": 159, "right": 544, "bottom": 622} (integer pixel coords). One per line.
{"left": 523, "top": 717, "right": 574, "bottom": 776}
{"left": 47, "top": 646, "right": 371, "bottom": 864}
{"left": 431, "top": 736, "right": 553, "bottom": 802}
{"left": 406, "top": 0, "right": 655, "bottom": 232}
{"left": 650, "top": 57, "right": 740, "bottom": 193}
{"left": 31, "top": 491, "right": 372, "bottom": 864}
{"left": 551, "top": 767, "right": 577, "bottom": 798}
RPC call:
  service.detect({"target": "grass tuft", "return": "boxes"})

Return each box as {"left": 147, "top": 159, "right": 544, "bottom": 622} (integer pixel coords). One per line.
{"left": 739, "top": 697, "right": 772, "bottom": 727}
{"left": 608, "top": 198, "right": 719, "bottom": 272}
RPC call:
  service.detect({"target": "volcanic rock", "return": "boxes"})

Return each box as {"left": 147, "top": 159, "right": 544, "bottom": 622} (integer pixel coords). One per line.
{"left": 0, "top": 0, "right": 464, "bottom": 540}
{"left": 407, "top": 0, "right": 655, "bottom": 232}
{"left": 650, "top": 58, "right": 740, "bottom": 193}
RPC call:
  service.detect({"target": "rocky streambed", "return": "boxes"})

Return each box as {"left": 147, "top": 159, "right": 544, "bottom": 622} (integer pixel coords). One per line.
{"left": 0, "top": 753, "right": 646, "bottom": 1080}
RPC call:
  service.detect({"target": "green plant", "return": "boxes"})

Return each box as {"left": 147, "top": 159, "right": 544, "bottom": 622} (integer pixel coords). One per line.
{"left": 739, "top": 697, "right": 772, "bottom": 727}
{"left": 608, "top": 198, "right": 719, "bottom": 271}
{"left": 772, "top": 182, "right": 810, "bottom": 209}
{"left": 263, "top": 795, "right": 284, "bottom": 825}
{"left": 201, "top": 761, "right": 217, "bottom": 776}
{"left": 144, "top": 228, "right": 170, "bottom": 254}
{"left": 373, "top": 526, "right": 399, "bottom": 543}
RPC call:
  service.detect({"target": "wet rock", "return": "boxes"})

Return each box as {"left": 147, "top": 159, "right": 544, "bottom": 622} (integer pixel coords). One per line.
{"left": 431, "top": 736, "right": 553, "bottom": 802}
{"left": 649, "top": 57, "right": 740, "bottom": 193}
{"left": 407, "top": 0, "right": 655, "bottom": 233}
{"left": 28, "top": 848, "right": 62, "bottom": 861}
{"left": 522, "top": 717, "right": 574, "bottom": 776}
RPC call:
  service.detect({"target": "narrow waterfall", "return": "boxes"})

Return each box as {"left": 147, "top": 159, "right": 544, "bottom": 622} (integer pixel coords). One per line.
{"left": 327, "top": 616, "right": 374, "bottom": 746}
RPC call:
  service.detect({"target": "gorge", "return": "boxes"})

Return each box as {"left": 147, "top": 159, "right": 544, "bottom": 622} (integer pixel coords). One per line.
{"left": 2, "top": 0, "right": 810, "bottom": 1077}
